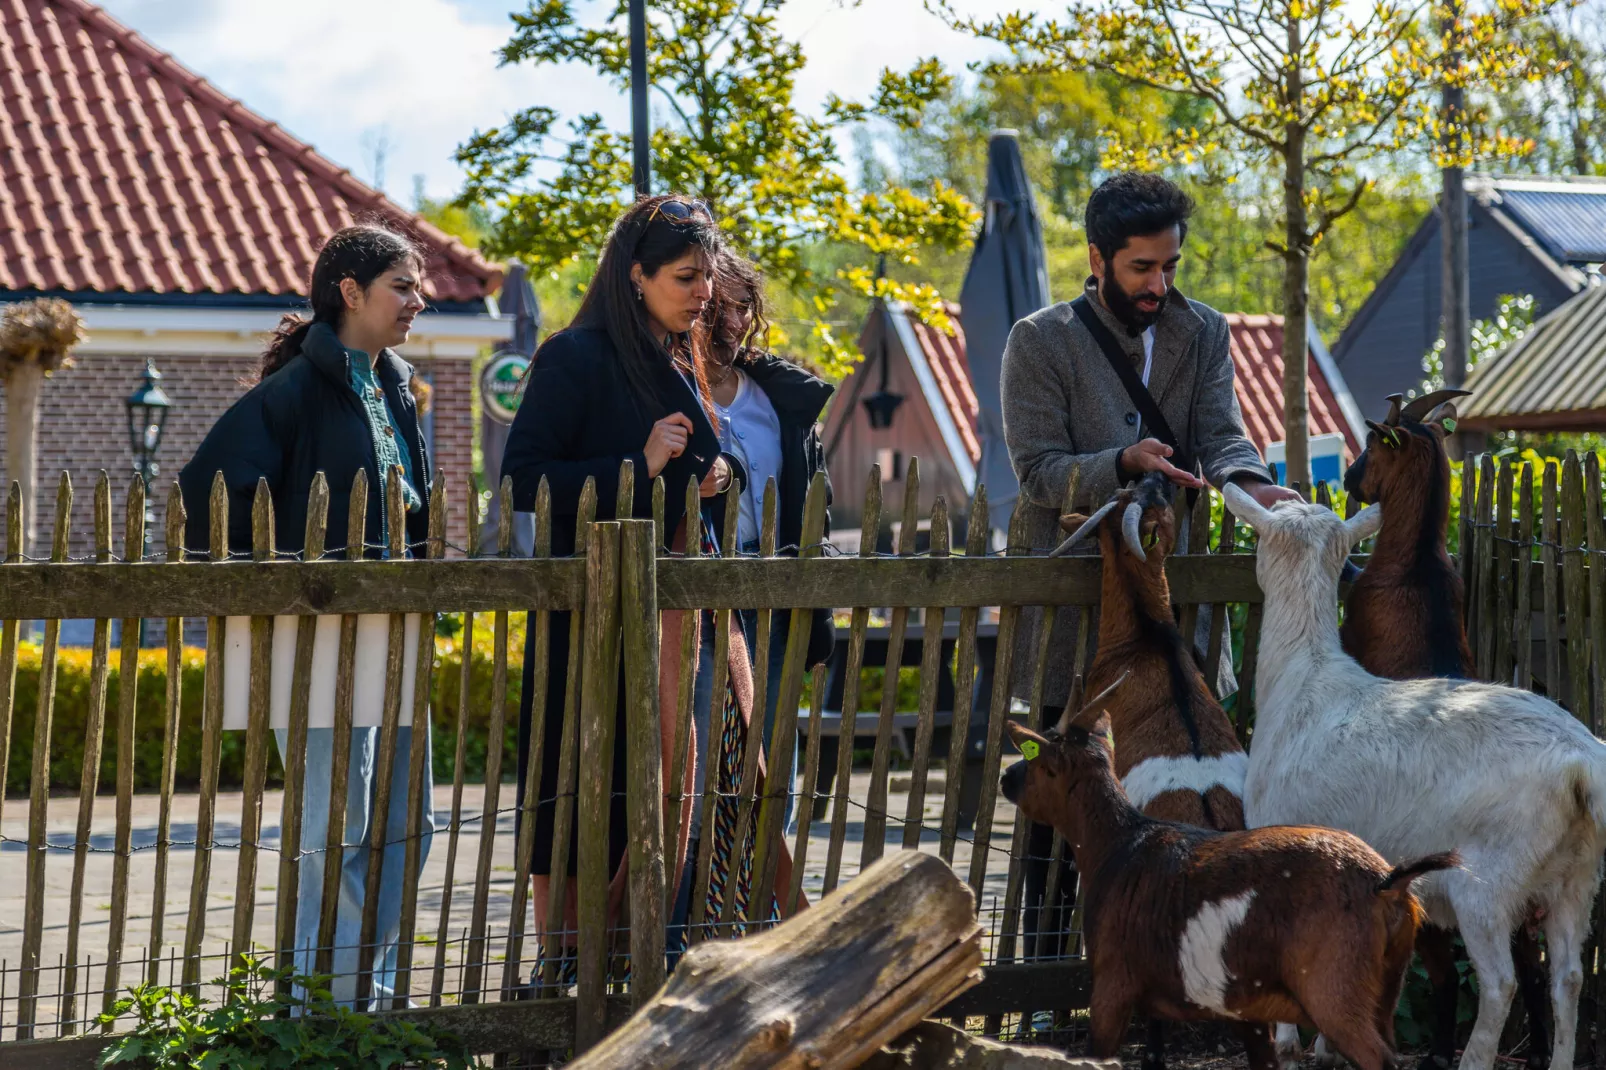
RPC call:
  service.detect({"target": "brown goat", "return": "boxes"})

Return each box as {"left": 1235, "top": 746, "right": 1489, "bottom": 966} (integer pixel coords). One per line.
{"left": 1341, "top": 389, "right": 1474, "bottom": 680}
{"left": 1053, "top": 471, "right": 1247, "bottom": 831}
{"left": 1342, "top": 389, "right": 1552, "bottom": 1070}
{"left": 1002, "top": 680, "right": 1457, "bottom": 1070}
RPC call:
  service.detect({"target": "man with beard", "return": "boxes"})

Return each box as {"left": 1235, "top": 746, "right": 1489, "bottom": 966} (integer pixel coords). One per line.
{"left": 998, "top": 172, "right": 1300, "bottom": 1009}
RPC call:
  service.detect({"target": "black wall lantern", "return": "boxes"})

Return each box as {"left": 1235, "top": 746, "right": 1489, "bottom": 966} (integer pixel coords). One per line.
{"left": 125, "top": 359, "right": 172, "bottom": 490}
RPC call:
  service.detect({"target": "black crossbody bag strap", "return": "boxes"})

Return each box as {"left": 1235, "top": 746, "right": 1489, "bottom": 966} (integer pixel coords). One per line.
{"left": 1070, "top": 295, "right": 1198, "bottom": 482}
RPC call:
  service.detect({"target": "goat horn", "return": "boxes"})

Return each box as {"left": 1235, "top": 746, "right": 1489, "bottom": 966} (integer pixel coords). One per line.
{"left": 1065, "top": 670, "right": 1132, "bottom": 732}
{"left": 1049, "top": 501, "right": 1118, "bottom": 557}
{"left": 1384, "top": 393, "right": 1404, "bottom": 425}
{"left": 1401, "top": 388, "right": 1472, "bottom": 423}
{"left": 1122, "top": 501, "right": 1146, "bottom": 562}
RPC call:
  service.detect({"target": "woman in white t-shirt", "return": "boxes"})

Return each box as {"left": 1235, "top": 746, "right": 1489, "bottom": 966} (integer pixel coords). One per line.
{"left": 700, "top": 251, "right": 837, "bottom": 827}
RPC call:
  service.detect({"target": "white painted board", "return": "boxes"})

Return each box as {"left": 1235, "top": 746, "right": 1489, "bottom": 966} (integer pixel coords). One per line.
{"left": 222, "top": 614, "right": 421, "bottom": 730}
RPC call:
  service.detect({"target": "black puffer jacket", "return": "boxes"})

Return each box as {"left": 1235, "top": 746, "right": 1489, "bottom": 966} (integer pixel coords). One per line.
{"left": 707, "top": 353, "right": 837, "bottom": 668}
{"left": 178, "top": 322, "right": 431, "bottom": 559}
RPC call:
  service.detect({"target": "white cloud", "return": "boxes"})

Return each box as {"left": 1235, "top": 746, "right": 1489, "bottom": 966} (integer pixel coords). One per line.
{"left": 97, "top": 0, "right": 624, "bottom": 201}
{"left": 94, "top": 0, "right": 1040, "bottom": 201}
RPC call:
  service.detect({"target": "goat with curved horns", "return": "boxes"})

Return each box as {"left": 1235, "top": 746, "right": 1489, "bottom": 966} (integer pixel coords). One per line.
{"left": 1225, "top": 482, "right": 1606, "bottom": 1070}
{"left": 1050, "top": 472, "right": 1256, "bottom": 1069}
{"left": 1002, "top": 674, "right": 1455, "bottom": 1070}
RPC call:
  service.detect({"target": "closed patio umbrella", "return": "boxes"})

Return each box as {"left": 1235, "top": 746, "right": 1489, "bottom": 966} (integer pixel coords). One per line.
{"left": 958, "top": 131, "right": 1051, "bottom": 533}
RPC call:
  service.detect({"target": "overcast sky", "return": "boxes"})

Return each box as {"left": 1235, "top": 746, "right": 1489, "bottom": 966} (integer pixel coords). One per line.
{"left": 96, "top": 0, "right": 1035, "bottom": 204}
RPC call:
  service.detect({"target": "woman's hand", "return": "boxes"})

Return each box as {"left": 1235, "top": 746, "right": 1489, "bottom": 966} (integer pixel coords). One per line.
{"left": 699, "top": 456, "right": 731, "bottom": 498}
{"left": 644, "top": 413, "right": 695, "bottom": 478}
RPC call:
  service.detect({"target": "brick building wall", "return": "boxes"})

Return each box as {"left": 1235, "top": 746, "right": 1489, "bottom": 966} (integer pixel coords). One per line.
{"left": 0, "top": 351, "right": 475, "bottom": 561}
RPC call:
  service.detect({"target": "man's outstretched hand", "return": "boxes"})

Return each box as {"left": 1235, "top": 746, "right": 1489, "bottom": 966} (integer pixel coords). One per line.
{"left": 1234, "top": 478, "right": 1304, "bottom": 507}
{"left": 1119, "top": 438, "right": 1204, "bottom": 489}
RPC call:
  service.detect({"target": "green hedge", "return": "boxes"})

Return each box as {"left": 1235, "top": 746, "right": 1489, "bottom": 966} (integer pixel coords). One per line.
{"left": 2, "top": 615, "right": 531, "bottom": 797}
{"left": 1, "top": 610, "right": 929, "bottom": 798}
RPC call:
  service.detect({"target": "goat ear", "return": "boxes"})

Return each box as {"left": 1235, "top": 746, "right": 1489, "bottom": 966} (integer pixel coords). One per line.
{"left": 1344, "top": 503, "right": 1382, "bottom": 546}
{"left": 1007, "top": 721, "right": 1047, "bottom": 755}
{"left": 1223, "top": 481, "right": 1273, "bottom": 531}
{"left": 1423, "top": 401, "right": 1460, "bottom": 436}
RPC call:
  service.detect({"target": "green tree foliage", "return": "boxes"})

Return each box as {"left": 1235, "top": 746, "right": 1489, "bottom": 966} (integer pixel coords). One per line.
{"left": 852, "top": 69, "right": 1433, "bottom": 335}
{"left": 939, "top": 0, "right": 1558, "bottom": 484}
{"left": 455, "top": 0, "right": 978, "bottom": 375}
{"left": 1483, "top": 1, "right": 1606, "bottom": 175}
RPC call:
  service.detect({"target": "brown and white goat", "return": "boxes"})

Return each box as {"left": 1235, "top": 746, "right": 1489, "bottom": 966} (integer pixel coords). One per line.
{"left": 1052, "top": 471, "right": 1247, "bottom": 831}
{"left": 1047, "top": 472, "right": 1252, "bottom": 1066}
{"left": 1341, "top": 388, "right": 1552, "bottom": 1070}
{"left": 1003, "top": 678, "right": 1457, "bottom": 1070}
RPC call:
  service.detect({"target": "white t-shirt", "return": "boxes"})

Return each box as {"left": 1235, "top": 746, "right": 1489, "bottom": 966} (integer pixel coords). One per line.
{"left": 714, "top": 370, "right": 784, "bottom": 547}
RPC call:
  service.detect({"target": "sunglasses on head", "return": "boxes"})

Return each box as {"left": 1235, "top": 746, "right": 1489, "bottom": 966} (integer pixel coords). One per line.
{"left": 646, "top": 198, "right": 713, "bottom": 224}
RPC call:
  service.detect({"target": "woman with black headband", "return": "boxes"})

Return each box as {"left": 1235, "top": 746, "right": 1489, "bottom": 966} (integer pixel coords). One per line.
{"left": 502, "top": 195, "right": 802, "bottom": 983}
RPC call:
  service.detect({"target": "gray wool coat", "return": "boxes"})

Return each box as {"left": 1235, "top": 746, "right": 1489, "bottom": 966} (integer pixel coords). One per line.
{"left": 1000, "top": 278, "right": 1274, "bottom": 707}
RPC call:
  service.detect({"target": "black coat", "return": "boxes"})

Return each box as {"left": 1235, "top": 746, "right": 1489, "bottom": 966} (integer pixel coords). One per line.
{"left": 503, "top": 324, "right": 720, "bottom": 547}
{"left": 503, "top": 324, "right": 722, "bottom": 878}
{"left": 178, "top": 322, "right": 431, "bottom": 559}
{"left": 707, "top": 354, "right": 838, "bottom": 668}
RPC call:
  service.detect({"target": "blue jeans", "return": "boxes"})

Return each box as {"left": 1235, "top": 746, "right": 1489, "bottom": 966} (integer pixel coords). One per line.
{"left": 273, "top": 725, "right": 434, "bottom": 1007}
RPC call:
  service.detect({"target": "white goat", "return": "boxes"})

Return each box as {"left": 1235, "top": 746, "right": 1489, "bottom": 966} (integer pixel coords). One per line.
{"left": 1223, "top": 483, "right": 1606, "bottom": 1070}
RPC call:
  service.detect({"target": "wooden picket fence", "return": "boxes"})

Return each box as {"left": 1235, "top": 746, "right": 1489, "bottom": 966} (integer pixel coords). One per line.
{"left": 0, "top": 450, "right": 1600, "bottom": 1067}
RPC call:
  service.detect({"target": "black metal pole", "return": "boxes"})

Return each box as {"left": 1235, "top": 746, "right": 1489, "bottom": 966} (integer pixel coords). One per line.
{"left": 629, "top": 0, "right": 651, "bottom": 197}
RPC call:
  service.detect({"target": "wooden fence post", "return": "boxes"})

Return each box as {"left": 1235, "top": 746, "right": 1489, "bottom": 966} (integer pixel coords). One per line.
{"left": 461, "top": 474, "right": 512, "bottom": 1003}
{"left": 394, "top": 472, "right": 448, "bottom": 1007}
{"left": 1562, "top": 453, "right": 1591, "bottom": 727}
{"left": 274, "top": 474, "right": 328, "bottom": 1000}
{"left": 822, "top": 473, "right": 882, "bottom": 893}
{"left": 62, "top": 473, "right": 113, "bottom": 1032}
{"left": 314, "top": 471, "right": 367, "bottom": 980}
{"left": 183, "top": 472, "right": 229, "bottom": 994}
{"left": 577, "top": 520, "right": 623, "bottom": 1051}
{"left": 147, "top": 483, "right": 186, "bottom": 986}
{"left": 230, "top": 479, "right": 276, "bottom": 982}
{"left": 103, "top": 477, "right": 147, "bottom": 1019}
{"left": 17, "top": 472, "right": 72, "bottom": 1037}
{"left": 621, "top": 518, "right": 665, "bottom": 1005}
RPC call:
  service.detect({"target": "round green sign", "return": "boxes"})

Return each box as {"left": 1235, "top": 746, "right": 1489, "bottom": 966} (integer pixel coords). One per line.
{"left": 481, "top": 350, "right": 529, "bottom": 424}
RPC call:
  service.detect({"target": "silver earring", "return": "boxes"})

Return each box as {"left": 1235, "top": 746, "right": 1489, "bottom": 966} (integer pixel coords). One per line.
{"left": 634, "top": 287, "right": 643, "bottom": 301}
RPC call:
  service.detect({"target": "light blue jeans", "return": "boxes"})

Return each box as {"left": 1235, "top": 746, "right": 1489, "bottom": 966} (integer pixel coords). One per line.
{"left": 274, "top": 725, "right": 434, "bottom": 1007}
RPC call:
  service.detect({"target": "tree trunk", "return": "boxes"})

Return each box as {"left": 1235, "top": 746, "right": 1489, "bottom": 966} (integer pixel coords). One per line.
{"left": 1281, "top": 39, "right": 1311, "bottom": 490}
{"left": 2, "top": 359, "right": 45, "bottom": 555}
{"left": 568, "top": 852, "right": 984, "bottom": 1069}
{"left": 1284, "top": 133, "right": 1310, "bottom": 488}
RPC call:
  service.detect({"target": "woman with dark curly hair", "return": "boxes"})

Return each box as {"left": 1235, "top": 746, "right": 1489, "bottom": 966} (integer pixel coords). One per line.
{"left": 698, "top": 251, "right": 836, "bottom": 839}
{"left": 502, "top": 197, "right": 801, "bottom": 981}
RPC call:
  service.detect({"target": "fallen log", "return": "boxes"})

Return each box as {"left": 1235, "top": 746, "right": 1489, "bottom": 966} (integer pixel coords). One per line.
{"left": 569, "top": 850, "right": 983, "bottom": 1069}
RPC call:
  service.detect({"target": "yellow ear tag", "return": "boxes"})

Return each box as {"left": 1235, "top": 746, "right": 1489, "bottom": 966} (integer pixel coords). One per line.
{"left": 1020, "top": 740, "right": 1040, "bottom": 761}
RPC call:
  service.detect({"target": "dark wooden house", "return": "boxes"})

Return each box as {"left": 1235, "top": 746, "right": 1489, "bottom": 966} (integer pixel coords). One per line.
{"left": 1332, "top": 174, "right": 1604, "bottom": 420}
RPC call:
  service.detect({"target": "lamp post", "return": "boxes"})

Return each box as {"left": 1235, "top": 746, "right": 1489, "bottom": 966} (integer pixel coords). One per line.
{"left": 125, "top": 359, "right": 172, "bottom": 643}
{"left": 630, "top": 0, "right": 650, "bottom": 197}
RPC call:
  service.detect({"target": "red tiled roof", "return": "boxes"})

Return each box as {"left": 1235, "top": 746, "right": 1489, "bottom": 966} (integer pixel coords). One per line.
{"left": 1225, "top": 313, "right": 1361, "bottom": 458}
{"left": 0, "top": 0, "right": 501, "bottom": 303}
{"left": 904, "top": 303, "right": 982, "bottom": 462}
{"left": 896, "top": 306, "right": 1358, "bottom": 466}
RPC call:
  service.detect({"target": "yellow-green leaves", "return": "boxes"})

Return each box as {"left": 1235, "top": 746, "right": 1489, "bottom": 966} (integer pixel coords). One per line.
{"left": 456, "top": 0, "right": 976, "bottom": 379}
